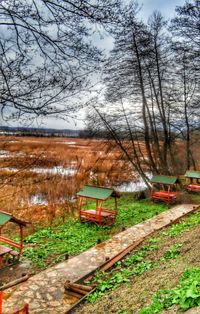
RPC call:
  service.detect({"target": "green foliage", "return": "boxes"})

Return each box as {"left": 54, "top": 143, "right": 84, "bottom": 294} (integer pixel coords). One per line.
{"left": 115, "top": 195, "right": 167, "bottom": 228}
{"left": 22, "top": 195, "right": 198, "bottom": 268}
{"left": 161, "top": 243, "right": 182, "bottom": 261}
{"left": 87, "top": 259, "right": 154, "bottom": 302}
{"left": 132, "top": 261, "right": 154, "bottom": 275}
{"left": 23, "top": 195, "right": 166, "bottom": 267}
{"left": 139, "top": 268, "right": 200, "bottom": 313}
{"left": 190, "top": 194, "right": 200, "bottom": 204}
{"left": 85, "top": 210, "right": 200, "bottom": 305}
{"left": 148, "top": 237, "right": 161, "bottom": 244}
{"left": 23, "top": 220, "right": 110, "bottom": 267}
{"left": 87, "top": 208, "right": 200, "bottom": 309}
{"left": 122, "top": 252, "right": 145, "bottom": 267}
{"left": 87, "top": 245, "right": 155, "bottom": 303}
{"left": 142, "top": 244, "right": 158, "bottom": 252}
{"left": 161, "top": 211, "right": 200, "bottom": 237}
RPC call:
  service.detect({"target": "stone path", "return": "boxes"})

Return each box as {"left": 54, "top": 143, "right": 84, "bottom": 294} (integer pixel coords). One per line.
{"left": 2, "top": 204, "right": 198, "bottom": 314}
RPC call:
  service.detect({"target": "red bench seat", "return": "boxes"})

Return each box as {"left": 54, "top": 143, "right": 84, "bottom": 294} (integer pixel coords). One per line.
{"left": 80, "top": 209, "right": 116, "bottom": 225}
{"left": 186, "top": 184, "right": 200, "bottom": 192}
{"left": 81, "top": 209, "right": 112, "bottom": 217}
{"left": 151, "top": 190, "right": 178, "bottom": 203}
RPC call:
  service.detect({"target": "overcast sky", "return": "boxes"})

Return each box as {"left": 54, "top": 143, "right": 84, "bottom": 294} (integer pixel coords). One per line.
{"left": 139, "top": 0, "right": 186, "bottom": 20}
{"left": 10, "top": 0, "right": 186, "bottom": 130}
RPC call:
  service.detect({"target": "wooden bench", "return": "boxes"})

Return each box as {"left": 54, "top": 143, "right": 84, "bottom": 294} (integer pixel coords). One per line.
{"left": 151, "top": 190, "right": 178, "bottom": 204}
{"left": 0, "top": 236, "right": 22, "bottom": 265}
{"left": 186, "top": 184, "right": 200, "bottom": 193}
{"left": 0, "top": 245, "right": 12, "bottom": 267}
{"left": 78, "top": 185, "right": 119, "bottom": 226}
{"left": 13, "top": 304, "right": 29, "bottom": 314}
{"left": 0, "top": 211, "right": 27, "bottom": 269}
{"left": 150, "top": 175, "right": 180, "bottom": 205}
{"left": 80, "top": 208, "right": 117, "bottom": 225}
{"left": 184, "top": 171, "right": 200, "bottom": 194}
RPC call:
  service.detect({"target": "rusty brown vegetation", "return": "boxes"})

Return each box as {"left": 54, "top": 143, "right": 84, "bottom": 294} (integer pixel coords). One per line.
{"left": 0, "top": 136, "right": 136, "bottom": 227}
{"left": 0, "top": 136, "right": 199, "bottom": 229}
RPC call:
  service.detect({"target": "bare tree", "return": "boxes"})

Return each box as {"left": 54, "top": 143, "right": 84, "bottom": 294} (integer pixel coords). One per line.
{"left": 170, "top": 42, "right": 199, "bottom": 169}
{"left": 0, "top": 0, "right": 120, "bottom": 121}
{"left": 103, "top": 7, "right": 176, "bottom": 175}
{"left": 170, "top": 0, "right": 200, "bottom": 169}
{"left": 86, "top": 1, "right": 200, "bottom": 182}
{"left": 171, "top": 0, "right": 200, "bottom": 49}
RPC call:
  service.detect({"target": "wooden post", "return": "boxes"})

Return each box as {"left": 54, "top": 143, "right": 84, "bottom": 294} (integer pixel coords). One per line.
{"left": 64, "top": 281, "right": 93, "bottom": 295}
{"left": 0, "top": 291, "right": 2, "bottom": 314}
{"left": 115, "top": 196, "right": 117, "bottom": 211}
{"left": 79, "top": 197, "right": 83, "bottom": 220}
{"left": 98, "top": 200, "right": 102, "bottom": 223}
{"left": 19, "top": 225, "right": 23, "bottom": 257}
{"left": 168, "top": 185, "right": 170, "bottom": 204}
{"left": 151, "top": 183, "right": 154, "bottom": 197}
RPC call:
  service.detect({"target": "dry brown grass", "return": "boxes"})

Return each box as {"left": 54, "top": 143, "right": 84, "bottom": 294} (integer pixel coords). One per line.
{"left": 0, "top": 135, "right": 199, "bottom": 228}
{"left": 0, "top": 136, "right": 133, "bottom": 226}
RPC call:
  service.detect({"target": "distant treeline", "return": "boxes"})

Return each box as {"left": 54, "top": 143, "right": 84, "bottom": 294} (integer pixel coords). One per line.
{"left": 79, "top": 129, "right": 112, "bottom": 139}
{"left": 79, "top": 128, "right": 200, "bottom": 140}
{"left": 0, "top": 126, "right": 80, "bottom": 138}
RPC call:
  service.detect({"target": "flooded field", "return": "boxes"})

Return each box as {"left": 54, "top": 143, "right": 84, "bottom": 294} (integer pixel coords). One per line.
{"left": 0, "top": 136, "right": 147, "bottom": 226}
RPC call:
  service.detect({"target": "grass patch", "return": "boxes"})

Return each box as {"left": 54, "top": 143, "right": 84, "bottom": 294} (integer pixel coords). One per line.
{"left": 139, "top": 268, "right": 200, "bottom": 313}
{"left": 77, "top": 208, "right": 200, "bottom": 313}
{"left": 87, "top": 247, "right": 155, "bottom": 302}
{"left": 161, "top": 243, "right": 182, "bottom": 261}
{"left": 115, "top": 194, "right": 167, "bottom": 228}
{"left": 23, "top": 194, "right": 166, "bottom": 268}
{"left": 23, "top": 221, "right": 110, "bottom": 268}
{"left": 22, "top": 195, "right": 200, "bottom": 269}
{"left": 190, "top": 193, "right": 200, "bottom": 204}
{"left": 85, "top": 241, "right": 183, "bottom": 303}
{"left": 161, "top": 211, "right": 200, "bottom": 237}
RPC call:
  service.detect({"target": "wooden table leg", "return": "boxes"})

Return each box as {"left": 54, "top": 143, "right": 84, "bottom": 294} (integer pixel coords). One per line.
{"left": 0, "top": 291, "right": 2, "bottom": 314}
{"left": 5, "top": 253, "right": 10, "bottom": 266}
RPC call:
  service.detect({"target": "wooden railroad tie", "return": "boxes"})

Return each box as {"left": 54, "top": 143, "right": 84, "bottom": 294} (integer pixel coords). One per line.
{"left": 64, "top": 281, "right": 93, "bottom": 298}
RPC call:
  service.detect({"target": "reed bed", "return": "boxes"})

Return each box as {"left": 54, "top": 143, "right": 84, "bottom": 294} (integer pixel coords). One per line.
{"left": 0, "top": 136, "right": 134, "bottom": 227}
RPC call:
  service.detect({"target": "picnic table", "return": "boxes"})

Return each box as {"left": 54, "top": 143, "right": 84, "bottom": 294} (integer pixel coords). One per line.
{"left": 184, "top": 171, "right": 200, "bottom": 193}
{"left": 77, "top": 185, "right": 119, "bottom": 225}
{"left": 150, "top": 175, "right": 180, "bottom": 204}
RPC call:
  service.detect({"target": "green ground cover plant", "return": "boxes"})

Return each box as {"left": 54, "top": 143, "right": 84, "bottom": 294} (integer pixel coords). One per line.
{"left": 190, "top": 194, "right": 200, "bottom": 204}
{"left": 22, "top": 194, "right": 167, "bottom": 267}
{"left": 161, "top": 243, "right": 182, "bottom": 261}
{"left": 22, "top": 195, "right": 200, "bottom": 270}
{"left": 161, "top": 211, "right": 200, "bottom": 237}
{"left": 84, "top": 209, "right": 200, "bottom": 305}
{"left": 23, "top": 221, "right": 110, "bottom": 268}
{"left": 87, "top": 248, "right": 155, "bottom": 302}
{"left": 139, "top": 268, "right": 200, "bottom": 313}
{"left": 86, "top": 238, "right": 184, "bottom": 304}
